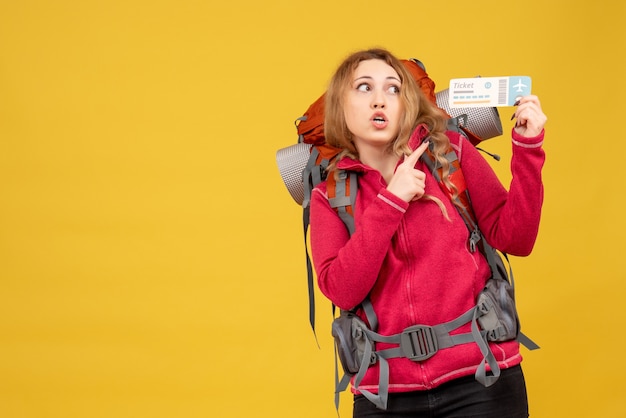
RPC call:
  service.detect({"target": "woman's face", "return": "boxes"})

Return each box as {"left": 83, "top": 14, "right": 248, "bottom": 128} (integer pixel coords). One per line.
{"left": 343, "top": 59, "right": 403, "bottom": 151}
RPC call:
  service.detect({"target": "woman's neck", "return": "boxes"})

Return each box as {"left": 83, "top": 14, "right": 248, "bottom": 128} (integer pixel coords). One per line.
{"left": 358, "top": 145, "right": 399, "bottom": 184}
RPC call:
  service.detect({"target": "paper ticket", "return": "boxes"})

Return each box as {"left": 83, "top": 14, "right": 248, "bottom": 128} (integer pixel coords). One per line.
{"left": 448, "top": 76, "right": 532, "bottom": 108}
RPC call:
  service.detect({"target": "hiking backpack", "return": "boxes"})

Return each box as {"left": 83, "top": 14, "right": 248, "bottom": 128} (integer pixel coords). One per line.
{"left": 276, "top": 58, "right": 502, "bottom": 333}
{"left": 275, "top": 58, "right": 538, "bottom": 410}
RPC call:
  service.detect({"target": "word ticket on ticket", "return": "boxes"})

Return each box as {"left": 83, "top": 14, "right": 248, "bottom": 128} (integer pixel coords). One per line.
{"left": 448, "top": 76, "right": 532, "bottom": 108}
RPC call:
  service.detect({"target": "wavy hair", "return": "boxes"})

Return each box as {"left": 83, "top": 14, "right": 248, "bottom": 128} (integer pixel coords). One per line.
{"left": 324, "top": 48, "right": 458, "bottom": 218}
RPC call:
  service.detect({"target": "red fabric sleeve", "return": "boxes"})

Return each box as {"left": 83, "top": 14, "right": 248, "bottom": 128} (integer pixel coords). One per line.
{"left": 459, "top": 128, "right": 545, "bottom": 256}
{"left": 310, "top": 185, "right": 408, "bottom": 310}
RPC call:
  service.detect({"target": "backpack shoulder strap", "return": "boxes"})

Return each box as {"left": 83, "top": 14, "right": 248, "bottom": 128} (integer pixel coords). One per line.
{"left": 326, "top": 168, "right": 357, "bottom": 235}
{"left": 302, "top": 158, "right": 357, "bottom": 339}
{"left": 301, "top": 146, "right": 331, "bottom": 340}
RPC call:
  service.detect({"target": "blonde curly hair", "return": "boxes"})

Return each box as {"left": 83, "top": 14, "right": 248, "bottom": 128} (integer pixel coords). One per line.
{"left": 324, "top": 48, "right": 458, "bottom": 218}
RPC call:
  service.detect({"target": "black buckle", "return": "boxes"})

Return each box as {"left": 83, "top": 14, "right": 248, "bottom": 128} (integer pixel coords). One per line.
{"left": 400, "top": 325, "right": 438, "bottom": 361}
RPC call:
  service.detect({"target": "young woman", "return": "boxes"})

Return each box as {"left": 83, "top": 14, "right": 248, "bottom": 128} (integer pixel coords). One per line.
{"left": 309, "top": 49, "right": 547, "bottom": 417}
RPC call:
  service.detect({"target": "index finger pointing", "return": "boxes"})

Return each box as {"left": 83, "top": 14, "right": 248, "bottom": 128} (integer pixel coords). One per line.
{"left": 404, "top": 140, "right": 429, "bottom": 166}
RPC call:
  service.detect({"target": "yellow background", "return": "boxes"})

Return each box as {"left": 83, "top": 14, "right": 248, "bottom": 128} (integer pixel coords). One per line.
{"left": 1, "top": 0, "right": 624, "bottom": 417}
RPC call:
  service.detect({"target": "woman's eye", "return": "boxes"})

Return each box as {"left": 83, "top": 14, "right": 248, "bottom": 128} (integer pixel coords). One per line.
{"left": 387, "top": 85, "right": 400, "bottom": 94}
{"left": 356, "top": 83, "right": 370, "bottom": 92}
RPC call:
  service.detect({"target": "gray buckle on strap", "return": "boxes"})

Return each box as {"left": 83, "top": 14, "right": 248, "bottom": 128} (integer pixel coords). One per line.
{"left": 400, "top": 325, "right": 439, "bottom": 361}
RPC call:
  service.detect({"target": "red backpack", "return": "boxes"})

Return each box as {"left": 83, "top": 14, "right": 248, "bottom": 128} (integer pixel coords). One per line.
{"left": 295, "top": 59, "right": 484, "bottom": 155}
{"left": 277, "top": 58, "right": 502, "bottom": 333}
{"left": 276, "top": 58, "right": 538, "bottom": 410}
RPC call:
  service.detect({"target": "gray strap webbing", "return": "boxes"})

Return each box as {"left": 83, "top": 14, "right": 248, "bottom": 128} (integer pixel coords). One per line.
{"left": 301, "top": 147, "right": 330, "bottom": 339}
{"left": 361, "top": 296, "right": 378, "bottom": 331}
{"left": 334, "top": 342, "right": 353, "bottom": 411}
{"left": 301, "top": 148, "right": 319, "bottom": 337}
{"left": 302, "top": 147, "right": 319, "bottom": 210}
{"left": 333, "top": 299, "right": 378, "bottom": 410}
{"left": 302, "top": 206, "right": 316, "bottom": 339}
{"left": 351, "top": 305, "right": 485, "bottom": 410}
{"left": 364, "top": 304, "right": 479, "bottom": 355}
{"left": 329, "top": 170, "right": 357, "bottom": 235}
{"left": 328, "top": 196, "right": 351, "bottom": 207}
{"left": 358, "top": 357, "right": 389, "bottom": 410}
{"left": 471, "top": 306, "right": 501, "bottom": 386}
{"left": 295, "top": 116, "right": 307, "bottom": 143}
{"left": 518, "top": 332, "right": 540, "bottom": 350}
{"left": 447, "top": 114, "right": 469, "bottom": 134}
{"left": 353, "top": 339, "right": 388, "bottom": 410}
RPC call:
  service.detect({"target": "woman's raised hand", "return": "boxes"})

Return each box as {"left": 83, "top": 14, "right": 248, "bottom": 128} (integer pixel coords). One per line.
{"left": 386, "top": 140, "right": 429, "bottom": 203}
{"left": 512, "top": 95, "right": 547, "bottom": 138}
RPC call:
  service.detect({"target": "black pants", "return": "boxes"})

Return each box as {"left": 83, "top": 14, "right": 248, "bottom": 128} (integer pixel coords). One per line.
{"left": 353, "top": 365, "right": 529, "bottom": 418}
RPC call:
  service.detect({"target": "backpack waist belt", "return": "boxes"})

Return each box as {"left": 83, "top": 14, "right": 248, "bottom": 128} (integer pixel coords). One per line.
{"left": 363, "top": 302, "right": 486, "bottom": 363}
{"left": 372, "top": 306, "right": 481, "bottom": 362}
{"left": 347, "top": 303, "right": 496, "bottom": 411}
